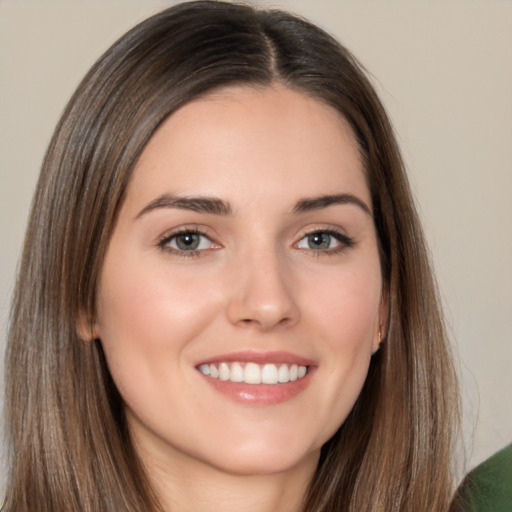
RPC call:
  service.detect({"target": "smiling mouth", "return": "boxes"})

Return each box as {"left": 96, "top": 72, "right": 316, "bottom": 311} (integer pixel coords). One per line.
{"left": 198, "top": 362, "right": 309, "bottom": 385}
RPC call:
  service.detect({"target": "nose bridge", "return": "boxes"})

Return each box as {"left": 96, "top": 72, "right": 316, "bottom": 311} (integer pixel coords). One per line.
{"left": 226, "top": 239, "right": 300, "bottom": 330}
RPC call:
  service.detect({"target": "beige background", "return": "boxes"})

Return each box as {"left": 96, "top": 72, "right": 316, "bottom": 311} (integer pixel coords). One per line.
{"left": 1, "top": 0, "right": 511, "bottom": 484}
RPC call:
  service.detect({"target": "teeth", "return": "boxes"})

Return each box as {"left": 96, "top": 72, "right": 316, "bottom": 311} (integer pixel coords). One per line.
{"left": 244, "top": 362, "right": 261, "bottom": 384}
{"left": 199, "top": 364, "right": 210, "bottom": 376}
{"left": 198, "top": 362, "right": 309, "bottom": 385}
{"left": 278, "top": 364, "right": 289, "bottom": 383}
{"left": 230, "top": 362, "right": 244, "bottom": 382}
{"left": 219, "top": 362, "right": 230, "bottom": 381}
{"left": 261, "top": 363, "right": 278, "bottom": 384}
{"left": 209, "top": 364, "right": 219, "bottom": 378}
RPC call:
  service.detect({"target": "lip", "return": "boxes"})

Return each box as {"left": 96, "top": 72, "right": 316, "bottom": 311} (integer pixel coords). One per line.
{"left": 196, "top": 351, "right": 316, "bottom": 406}
{"left": 197, "top": 350, "right": 315, "bottom": 367}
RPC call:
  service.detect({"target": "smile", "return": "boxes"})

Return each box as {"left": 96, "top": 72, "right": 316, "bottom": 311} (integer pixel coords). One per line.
{"left": 198, "top": 362, "right": 308, "bottom": 385}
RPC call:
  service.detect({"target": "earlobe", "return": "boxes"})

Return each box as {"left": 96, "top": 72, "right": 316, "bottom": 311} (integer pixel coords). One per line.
{"left": 372, "top": 329, "right": 383, "bottom": 355}
{"left": 76, "top": 312, "right": 100, "bottom": 342}
{"left": 373, "top": 290, "right": 389, "bottom": 354}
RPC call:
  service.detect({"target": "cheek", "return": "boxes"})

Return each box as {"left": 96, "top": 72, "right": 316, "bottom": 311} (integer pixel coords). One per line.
{"left": 305, "top": 261, "right": 382, "bottom": 347}
{"left": 93, "top": 252, "right": 229, "bottom": 439}
{"left": 94, "top": 251, "right": 222, "bottom": 387}
{"left": 299, "top": 264, "right": 382, "bottom": 437}
{"left": 329, "top": 271, "right": 382, "bottom": 377}
{"left": 97, "top": 254, "right": 213, "bottom": 340}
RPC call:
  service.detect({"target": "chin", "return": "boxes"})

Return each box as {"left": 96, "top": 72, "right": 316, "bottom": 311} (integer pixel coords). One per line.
{"left": 194, "top": 433, "right": 322, "bottom": 477}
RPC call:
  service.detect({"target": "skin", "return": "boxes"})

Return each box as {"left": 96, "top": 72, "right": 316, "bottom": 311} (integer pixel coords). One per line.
{"left": 91, "top": 85, "right": 386, "bottom": 511}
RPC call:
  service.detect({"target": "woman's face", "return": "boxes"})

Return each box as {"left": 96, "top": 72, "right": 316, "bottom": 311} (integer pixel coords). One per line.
{"left": 93, "top": 85, "right": 385, "bottom": 477}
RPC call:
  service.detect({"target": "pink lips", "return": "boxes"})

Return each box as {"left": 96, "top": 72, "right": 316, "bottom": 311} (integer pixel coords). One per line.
{"left": 198, "top": 350, "right": 315, "bottom": 366}
{"left": 196, "top": 351, "right": 316, "bottom": 405}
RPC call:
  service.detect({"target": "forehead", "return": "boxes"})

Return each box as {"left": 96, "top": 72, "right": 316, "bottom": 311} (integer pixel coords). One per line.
{"left": 126, "top": 85, "right": 369, "bottom": 212}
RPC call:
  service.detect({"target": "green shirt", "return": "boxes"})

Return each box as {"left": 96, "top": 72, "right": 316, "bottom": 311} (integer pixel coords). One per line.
{"left": 453, "top": 443, "right": 512, "bottom": 511}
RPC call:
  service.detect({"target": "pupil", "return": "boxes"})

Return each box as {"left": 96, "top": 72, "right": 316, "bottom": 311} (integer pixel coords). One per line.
{"left": 309, "top": 233, "right": 330, "bottom": 249}
{"left": 177, "top": 233, "right": 199, "bottom": 250}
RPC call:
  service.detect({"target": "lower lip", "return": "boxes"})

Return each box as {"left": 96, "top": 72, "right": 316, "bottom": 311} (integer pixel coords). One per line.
{"left": 199, "top": 369, "right": 315, "bottom": 406}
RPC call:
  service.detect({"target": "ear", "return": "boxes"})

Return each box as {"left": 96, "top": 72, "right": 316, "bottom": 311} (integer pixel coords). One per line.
{"left": 372, "top": 288, "right": 389, "bottom": 354}
{"left": 76, "top": 311, "right": 100, "bottom": 342}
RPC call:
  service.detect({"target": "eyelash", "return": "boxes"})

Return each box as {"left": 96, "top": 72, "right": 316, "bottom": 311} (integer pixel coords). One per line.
{"left": 157, "top": 228, "right": 214, "bottom": 258}
{"left": 298, "top": 229, "right": 355, "bottom": 256}
{"left": 157, "top": 227, "right": 355, "bottom": 258}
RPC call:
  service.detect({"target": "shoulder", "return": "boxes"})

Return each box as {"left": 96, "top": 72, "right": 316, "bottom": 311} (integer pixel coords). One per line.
{"left": 452, "top": 443, "right": 512, "bottom": 512}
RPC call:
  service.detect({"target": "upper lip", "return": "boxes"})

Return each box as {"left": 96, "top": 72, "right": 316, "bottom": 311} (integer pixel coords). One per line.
{"left": 196, "top": 350, "right": 316, "bottom": 367}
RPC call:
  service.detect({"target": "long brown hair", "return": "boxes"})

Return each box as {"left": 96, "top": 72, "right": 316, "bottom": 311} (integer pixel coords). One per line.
{"left": 3, "top": 2, "right": 460, "bottom": 510}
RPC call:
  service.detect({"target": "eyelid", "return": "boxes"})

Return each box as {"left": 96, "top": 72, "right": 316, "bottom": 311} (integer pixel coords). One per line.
{"left": 157, "top": 225, "right": 221, "bottom": 256}
{"left": 293, "top": 225, "right": 355, "bottom": 254}
{"left": 155, "top": 223, "right": 355, "bottom": 258}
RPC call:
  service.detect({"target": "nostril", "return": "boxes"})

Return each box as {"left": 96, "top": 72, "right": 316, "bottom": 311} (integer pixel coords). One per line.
{"left": 226, "top": 279, "right": 301, "bottom": 330}
{"left": 237, "top": 315, "right": 294, "bottom": 330}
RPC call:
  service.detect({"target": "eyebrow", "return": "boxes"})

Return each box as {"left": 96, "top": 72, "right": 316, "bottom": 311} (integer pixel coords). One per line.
{"left": 136, "top": 192, "right": 371, "bottom": 219}
{"left": 136, "top": 194, "right": 232, "bottom": 219}
{"left": 293, "top": 194, "right": 372, "bottom": 216}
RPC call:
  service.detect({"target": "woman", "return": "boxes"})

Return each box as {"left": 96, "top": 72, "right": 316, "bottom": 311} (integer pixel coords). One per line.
{"left": 3, "top": 1, "right": 460, "bottom": 510}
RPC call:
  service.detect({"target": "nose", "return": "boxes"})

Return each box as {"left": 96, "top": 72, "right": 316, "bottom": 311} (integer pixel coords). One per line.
{"left": 226, "top": 249, "right": 300, "bottom": 331}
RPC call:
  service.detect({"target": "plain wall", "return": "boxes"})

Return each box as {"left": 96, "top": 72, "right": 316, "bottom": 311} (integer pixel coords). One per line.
{"left": 1, "top": 0, "right": 511, "bottom": 485}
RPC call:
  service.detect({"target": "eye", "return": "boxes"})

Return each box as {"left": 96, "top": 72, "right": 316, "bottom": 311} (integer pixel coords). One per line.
{"left": 296, "top": 229, "right": 354, "bottom": 253}
{"left": 158, "top": 229, "right": 218, "bottom": 254}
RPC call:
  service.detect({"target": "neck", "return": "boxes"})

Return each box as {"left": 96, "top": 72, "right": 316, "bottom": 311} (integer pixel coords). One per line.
{"left": 138, "top": 438, "right": 319, "bottom": 512}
